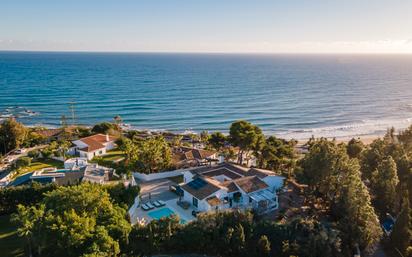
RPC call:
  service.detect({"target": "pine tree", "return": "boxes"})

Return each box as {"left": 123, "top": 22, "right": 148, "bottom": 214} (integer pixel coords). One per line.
{"left": 231, "top": 224, "right": 245, "bottom": 256}
{"left": 335, "top": 159, "right": 382, "bottom": 253}
{"left": 371, "top": 156, "right": 399, "bottom": 215}
{"left": 391, "top": 192, "right": 412, "bottom": 255}
{"left": 257, "top": 235, "right": 271, "bottom": 257}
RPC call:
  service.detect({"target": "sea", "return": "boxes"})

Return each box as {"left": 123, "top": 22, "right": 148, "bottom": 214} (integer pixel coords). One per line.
{"left": 1, "top": 51, "right": 412, "bottom": 140}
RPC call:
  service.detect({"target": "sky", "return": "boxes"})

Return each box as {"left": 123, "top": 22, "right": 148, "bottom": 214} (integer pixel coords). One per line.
{"left": 1, "top": 0, "right": 412, "bottom": 53}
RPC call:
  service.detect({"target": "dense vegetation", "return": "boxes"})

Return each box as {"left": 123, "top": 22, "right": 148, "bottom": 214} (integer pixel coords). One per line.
{"left": 12, "top": 183, "right": 132, "bottom": 257}
{"left": 127, "top": 211, "right": 341, "bottom": 257}
{"left": 1, "top": 182, "right": 139, "bottom": 216}
{"left": 0, "top": 118, "right": 29, "bottom": 154}
{"left": 0, "top": 183, "right": 58, "bottom": 215}
{"left": 4, "top": 117, "right": 412, "bottom": 256}
{"left": 117, "top": 135, "right": 172, "bottom": 174}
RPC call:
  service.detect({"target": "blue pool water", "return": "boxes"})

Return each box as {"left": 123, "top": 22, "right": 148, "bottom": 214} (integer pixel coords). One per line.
{"left": 148, "top": 207, "right": 186, "bottom": 224}
{"left": 8, "top": 169, "right": 75, "bottom": 187}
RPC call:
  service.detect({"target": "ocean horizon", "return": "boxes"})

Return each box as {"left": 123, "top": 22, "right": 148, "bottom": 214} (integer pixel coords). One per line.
{"left": 1, "top": 51, "right": 412, "bottom": 140}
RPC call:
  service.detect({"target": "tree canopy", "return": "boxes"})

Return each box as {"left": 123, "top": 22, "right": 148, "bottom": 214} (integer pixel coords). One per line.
{"left": 346, "top": 138, "right": 365, "bottom": 159}
{"left": 12, "top": 183, "right": 131, "bottom": 257}
{"left": 300, "top": 138, "right": 382, "bottom": 253}
{"left": 0, "top": 118, "right": 28, "bottom": 154}
{"left": 208, "top": 131, "right": 226, "bottom": 151}
{"left": 391, "top": 192, "right": 412, "bottom": 256}
{"left": 370, "top": 156, "right": 399, "bottom": 215}
{"left": 258, "top": 136, "right": 296, "bottom": 173}
{"left": 127, "top": 210, "right": 342, "bottom": 257}
{"left": 229, "top": 120, "right": 264, "bottom": 164}
{"left": 91, "top": 122, "right": 120, "bottom": 135}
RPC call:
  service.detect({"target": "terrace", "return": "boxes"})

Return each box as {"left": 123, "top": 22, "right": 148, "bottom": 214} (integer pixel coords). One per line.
{"left": 129, "top": 177, "right": 196, "bottom": 225}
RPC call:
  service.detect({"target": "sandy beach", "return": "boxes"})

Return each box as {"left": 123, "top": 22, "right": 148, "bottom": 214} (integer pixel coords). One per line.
{"left": 296, "top": 134, "right": 381, "bottom": 146}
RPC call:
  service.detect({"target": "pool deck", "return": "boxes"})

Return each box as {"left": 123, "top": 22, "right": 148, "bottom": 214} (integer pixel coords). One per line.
{"left": 130, "top": 198, "right": 196, "bottom": 225}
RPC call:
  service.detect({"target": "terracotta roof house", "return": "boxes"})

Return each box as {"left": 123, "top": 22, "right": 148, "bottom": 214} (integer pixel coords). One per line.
{"left": 34, "top": 126, "right": 80, "bottom": 143}
{"left": 69, "top": 134, "right": 117, "bottom": 160}
{"left": 172, "top": 147, "right": 217, "bottom": 168}
{"left": 35, "top": 128, "right": 67, "bottom": 143}
{"left": 180, "top": 162, "right": 285, "bottom": 214}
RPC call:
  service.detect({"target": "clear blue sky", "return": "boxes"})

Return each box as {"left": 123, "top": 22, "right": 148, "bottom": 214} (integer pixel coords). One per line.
{"left": 1, "top": 0, "right": 411, "bottom": 53}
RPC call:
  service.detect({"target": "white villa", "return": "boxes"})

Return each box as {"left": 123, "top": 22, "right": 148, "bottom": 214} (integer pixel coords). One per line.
{"left": 64, "top": 157, "right": 88, "bottom": 170}
{"left": 181, "top": 163, "right": 285, "bottom": 214}
{"left": 82, "top": 163, "right": 115, "bottom": 184}
{"left": 69, "top": 134, "right": 117, "bottom": 160}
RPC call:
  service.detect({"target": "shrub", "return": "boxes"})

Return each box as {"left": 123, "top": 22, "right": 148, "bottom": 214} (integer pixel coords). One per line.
{"left": 27, "top": 149, "right": 40, "bottom": 159}
{"left": 15, "top": 156, "right": 31, "bottom": 168}
{"left": 0, "top": 182, "right": 58, "bottom": 215}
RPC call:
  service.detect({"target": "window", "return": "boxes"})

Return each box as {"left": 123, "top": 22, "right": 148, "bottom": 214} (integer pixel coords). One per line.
{"left": 192, "top": 197, "right": 198, "bottom": 207}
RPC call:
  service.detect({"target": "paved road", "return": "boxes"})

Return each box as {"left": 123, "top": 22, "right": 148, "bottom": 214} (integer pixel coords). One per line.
{"left": 0, "top": 145, "right": 47, "bottom": 172}
{"left": 0, "top": 145, "right": 48, "bottom": 186}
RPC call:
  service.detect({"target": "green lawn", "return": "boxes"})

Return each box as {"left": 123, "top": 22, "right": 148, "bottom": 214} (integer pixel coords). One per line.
{"left": 0, "top": 215, "right": 26, "bottom": 257}
{"left": 11, "top": 158, "right": 65, "bottom": 179}
{"left": 98, "top": 150, "right": 125, "bottom": 162}
{"left": 24, "top": 158, "right": 64, "bottom": 172}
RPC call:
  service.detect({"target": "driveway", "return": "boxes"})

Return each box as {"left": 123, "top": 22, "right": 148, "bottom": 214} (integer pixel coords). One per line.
{"left": 0, "top": 145, "right": 47, "bottom": 172}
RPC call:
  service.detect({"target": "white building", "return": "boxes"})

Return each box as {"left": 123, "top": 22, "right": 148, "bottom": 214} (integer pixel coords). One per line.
{"left": 181, "top": 163, "right": 285, "bottom": 214}
{"left": 82, "top": 163, "right": 114, "bottom": 184}
{"left": 69, "top": 134, "right": 117, "bottom": 160}
{"left": 64, "top": 157, "right": 88, "bottom": 170}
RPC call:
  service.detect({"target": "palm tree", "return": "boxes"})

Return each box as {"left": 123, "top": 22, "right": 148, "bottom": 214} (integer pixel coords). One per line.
{"left": 58, "top": 140, "right": 72, "bottom": 161}
{"left": 12, "top": 205, "right": 44, "bottom": 257}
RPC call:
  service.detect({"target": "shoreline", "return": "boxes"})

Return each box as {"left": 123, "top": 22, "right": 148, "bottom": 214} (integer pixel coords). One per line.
{"left": 296, "top": 134, "right": 381, "bottom": 146}
{"left": 25, "top": 122, "right": 385, "bottom": 145}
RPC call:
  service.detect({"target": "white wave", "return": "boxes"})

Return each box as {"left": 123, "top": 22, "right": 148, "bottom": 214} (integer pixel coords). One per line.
{"left": 278, "top": 118, "right": 412, "bottom": 140}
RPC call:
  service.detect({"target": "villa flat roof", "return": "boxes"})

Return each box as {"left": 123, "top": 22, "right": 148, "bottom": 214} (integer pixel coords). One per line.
{"left": 181, "top": 177, "right": 221, "bottom": 200}
{"left": 202, "top": 167, "right": 243, "bottom": 180}
{"left": 190, "top": 162, "right": 277, "bottom": 178}
{"left": 232, "top": 176, "right": 268, "bottom": 193}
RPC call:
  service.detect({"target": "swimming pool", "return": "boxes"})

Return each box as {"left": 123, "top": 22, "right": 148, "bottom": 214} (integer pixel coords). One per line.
{"left": 148, "top": 207, "right": 186, "bottom": 224}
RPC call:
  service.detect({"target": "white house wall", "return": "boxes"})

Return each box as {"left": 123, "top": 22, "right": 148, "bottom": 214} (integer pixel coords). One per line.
{"left": 211, "top": 174, "right": 231, "bottom": 183}
{"left": 262, "top": 176, "right": 285, "bottom": 192}
{"left": 183, "top": 171, "right": 194, "bottom": 184}
{"left": 104, "top": 141, "right": 116, "bottom": 150}
{"left": 181, "top": 188, "right": 228, "bottom": 212}
{"left": 72, "top": 140, "right": 88, "bottom": 148}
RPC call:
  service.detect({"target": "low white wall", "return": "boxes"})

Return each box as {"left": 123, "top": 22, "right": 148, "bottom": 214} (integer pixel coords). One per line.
{"left": 133, "top": 168, "right": 187, "bottom": 182}
{"left": 51, "top": 156, "right": 65, "bottom": 162}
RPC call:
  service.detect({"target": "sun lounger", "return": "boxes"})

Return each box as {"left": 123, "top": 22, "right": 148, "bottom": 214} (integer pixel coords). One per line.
{"left": 152, "top": 201, "right": 162, "bottom": 208}
{"left": 141, "top": 204, "right": 150, "bottom": 211}
{"left": 157, "top": 200, "right": 166, "bottom": 206}
{"left": 146, "top": 202, "right": 155, "bottom": 209}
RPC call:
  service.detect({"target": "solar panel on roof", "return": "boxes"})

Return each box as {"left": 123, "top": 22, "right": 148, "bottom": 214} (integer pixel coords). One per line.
{"left": 188, "top": 178, "right": 207, "bottom": 189}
